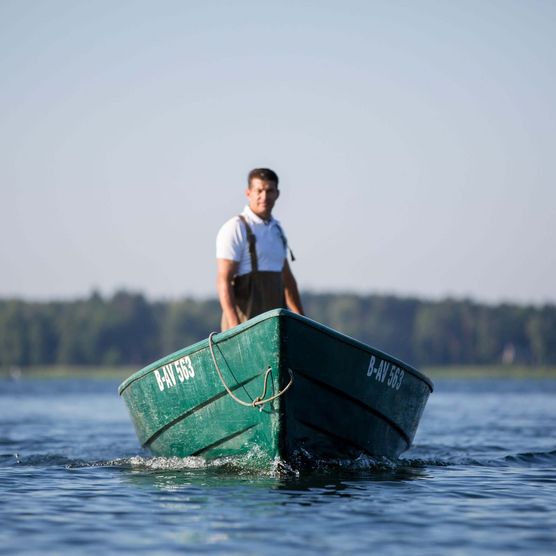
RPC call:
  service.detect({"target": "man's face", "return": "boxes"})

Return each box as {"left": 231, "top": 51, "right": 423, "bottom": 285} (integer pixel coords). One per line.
{"left": 246, "top": 178, "right": 280, "bottom": 220}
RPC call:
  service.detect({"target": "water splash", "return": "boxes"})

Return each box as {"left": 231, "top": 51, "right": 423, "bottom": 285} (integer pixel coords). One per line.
{"left": 7, "top": 445, "right": 556, "bottom": 476}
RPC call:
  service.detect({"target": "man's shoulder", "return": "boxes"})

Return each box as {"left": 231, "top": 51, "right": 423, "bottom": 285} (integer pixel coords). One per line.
{"left": 216, "top": 214, "right": 247, "bottom": 260}
{"left": 217, "top": 214, "right": 246, "bottom": 243}
{"left": 271, "top": 216, "right": 283, "bottom": 229}
{"left": 219, "top": 214, "right": 243, "bottom": 230}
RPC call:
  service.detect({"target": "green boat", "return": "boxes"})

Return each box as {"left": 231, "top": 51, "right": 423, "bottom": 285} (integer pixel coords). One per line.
{"left": 119, "top": 309, "right": 433, "bottom": 465}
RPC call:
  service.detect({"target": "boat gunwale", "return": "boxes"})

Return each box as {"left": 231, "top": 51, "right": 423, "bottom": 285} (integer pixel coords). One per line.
{"left": 118, "top": 309, "right": 285, "bottom": 395}
{"left": 118, "top": 309, "right": 433, "bottom": 395}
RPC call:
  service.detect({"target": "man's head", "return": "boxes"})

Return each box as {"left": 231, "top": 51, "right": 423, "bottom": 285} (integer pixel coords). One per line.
{"left": 246, "top": 168, "right": 280, "bottom": 221}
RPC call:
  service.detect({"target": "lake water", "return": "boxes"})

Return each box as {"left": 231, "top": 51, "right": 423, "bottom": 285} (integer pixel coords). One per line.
{"left": 1, "top": 375, "right": 555, "bottom": 555}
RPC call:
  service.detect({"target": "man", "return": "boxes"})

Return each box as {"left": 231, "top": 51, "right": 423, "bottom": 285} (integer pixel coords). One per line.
{"left": 216, "top": 168, "right": 304, "bottom": 331}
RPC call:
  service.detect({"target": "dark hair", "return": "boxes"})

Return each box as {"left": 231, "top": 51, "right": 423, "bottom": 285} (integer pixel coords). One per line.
{"left": 248, "top": 168, "right": 279, "bottom": 188}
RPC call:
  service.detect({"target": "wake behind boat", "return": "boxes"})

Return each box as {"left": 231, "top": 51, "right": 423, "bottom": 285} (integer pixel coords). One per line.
{"left": 119, "top": 309, "right": 433, "bottom": 465}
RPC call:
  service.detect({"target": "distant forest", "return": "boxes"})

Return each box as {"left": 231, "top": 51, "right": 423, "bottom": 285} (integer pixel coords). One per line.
{"left": 1, "top": 291, "right": 555, "bottom": 368}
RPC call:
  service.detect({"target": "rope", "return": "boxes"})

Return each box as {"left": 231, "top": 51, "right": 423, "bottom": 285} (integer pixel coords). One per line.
{"left": 208, "top": 332, "right": 294, "bottom": 409}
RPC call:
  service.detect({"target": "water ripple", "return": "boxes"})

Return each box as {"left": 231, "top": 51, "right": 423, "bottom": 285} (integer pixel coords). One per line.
{"left": 2, "top": 377, "right": 556, "bottom": 555}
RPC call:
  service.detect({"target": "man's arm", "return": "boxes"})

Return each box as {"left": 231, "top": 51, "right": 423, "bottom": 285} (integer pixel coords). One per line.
{"left": 283, "top": 260, "right": 304, "bottom": 315}
{"left": 217, "top": 258, "right": 240, "bottom": 330}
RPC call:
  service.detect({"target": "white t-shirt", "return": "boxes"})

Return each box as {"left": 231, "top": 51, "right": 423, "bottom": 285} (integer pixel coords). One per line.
{"left": 216, "top": 206, "right": 287, "bottom": 277}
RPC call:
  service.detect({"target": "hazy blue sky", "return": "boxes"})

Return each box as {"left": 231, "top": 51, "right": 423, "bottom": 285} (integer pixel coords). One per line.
{"left": 1, "top": 0, "right": 555, "bottom": 304}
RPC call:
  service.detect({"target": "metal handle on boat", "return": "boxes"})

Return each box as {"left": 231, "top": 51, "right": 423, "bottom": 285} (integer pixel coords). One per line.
{"left": 208, "top": 332, "right": 294, "bottom": 409}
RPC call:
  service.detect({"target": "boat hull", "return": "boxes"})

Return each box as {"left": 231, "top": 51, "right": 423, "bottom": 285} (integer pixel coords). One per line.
{"left": 119, "top": 310, "right": 433, "bottom": 463}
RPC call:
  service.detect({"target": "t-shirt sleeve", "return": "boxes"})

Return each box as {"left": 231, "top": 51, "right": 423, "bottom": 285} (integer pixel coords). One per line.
{"left": 216, "top": 217, "right": 245, "bottom": 261}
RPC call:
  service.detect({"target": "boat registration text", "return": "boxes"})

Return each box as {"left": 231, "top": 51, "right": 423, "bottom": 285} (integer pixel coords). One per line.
{"left": 154, "top": 355, "right": 196, "bottom": 391}
{"left": 366, "top": 355, "right": 404, "bottom": 390}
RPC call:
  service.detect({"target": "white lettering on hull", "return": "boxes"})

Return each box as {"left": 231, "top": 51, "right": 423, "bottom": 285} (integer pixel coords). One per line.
{"left": 154, "top": 355, "right": 196, "bottom": 392}
{"left": 367, "top": 355, "right": 404, "bottom": 390}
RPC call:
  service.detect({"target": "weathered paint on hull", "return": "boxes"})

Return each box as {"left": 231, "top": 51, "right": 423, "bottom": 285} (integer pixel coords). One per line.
{"left": 119, "top": 310, "right": 433, "bottom": 463}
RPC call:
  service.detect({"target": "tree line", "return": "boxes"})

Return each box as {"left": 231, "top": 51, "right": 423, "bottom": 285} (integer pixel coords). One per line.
{"left": 0, "top": 291, "right": 554, "bottom": 369}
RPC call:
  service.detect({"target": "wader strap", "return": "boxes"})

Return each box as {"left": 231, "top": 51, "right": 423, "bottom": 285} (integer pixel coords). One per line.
{"left": 275, "top": 222, "right": 296, "bottom": 262}
{"left": 238, "top": 215, "right": 258, "bottom": 272}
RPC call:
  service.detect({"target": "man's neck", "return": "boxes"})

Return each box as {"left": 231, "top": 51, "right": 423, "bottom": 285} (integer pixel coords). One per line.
{"left": 245, "top": 205, "right": 273, "bottom": 223}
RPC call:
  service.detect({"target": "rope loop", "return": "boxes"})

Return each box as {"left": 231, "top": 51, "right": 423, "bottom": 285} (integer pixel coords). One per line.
{"left": 208, "top": 332, "right": 293, "bottom": 409}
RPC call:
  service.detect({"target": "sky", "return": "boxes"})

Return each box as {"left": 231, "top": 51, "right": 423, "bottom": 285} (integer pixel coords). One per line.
{"left": 1, "top": 0, "right": 555, "bottom": 305}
